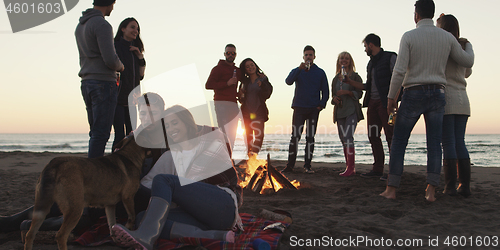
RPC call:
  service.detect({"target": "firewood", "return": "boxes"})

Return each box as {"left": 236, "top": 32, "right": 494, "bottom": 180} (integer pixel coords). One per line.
{"left": 267, "top": 167, "right": 276, "bottom": 192}
{"left": 246, "top": 165, "right": 263, "bottom": 190}
{"left": 252, "top": 171, "right": 267, "bottom": 193}
{"left": 268, "top": 164, "right": 297, "bottom": 190}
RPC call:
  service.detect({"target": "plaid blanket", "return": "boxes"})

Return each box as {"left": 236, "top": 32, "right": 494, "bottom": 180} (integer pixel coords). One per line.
{"left": 74, "top": 213, "right": 288, "bottom": 250}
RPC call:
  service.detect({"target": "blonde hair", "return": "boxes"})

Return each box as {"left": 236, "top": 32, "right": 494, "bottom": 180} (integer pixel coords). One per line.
{"left": 335, "top": 51, "right": 356, "bottom": 75}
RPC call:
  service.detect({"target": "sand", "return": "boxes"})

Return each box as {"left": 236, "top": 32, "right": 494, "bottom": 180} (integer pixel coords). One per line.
{"left": 1, "top": 151, "right": 500, "bottom": 250}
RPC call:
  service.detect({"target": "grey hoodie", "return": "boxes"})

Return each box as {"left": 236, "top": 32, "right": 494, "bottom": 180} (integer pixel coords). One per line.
{"left": 75, "top": 8, "right": 123, "bottom": 82}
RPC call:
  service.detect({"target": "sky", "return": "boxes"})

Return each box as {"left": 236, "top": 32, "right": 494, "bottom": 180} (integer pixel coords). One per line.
{"left": 1, "top": 0, "right": 499, "bottom": 135}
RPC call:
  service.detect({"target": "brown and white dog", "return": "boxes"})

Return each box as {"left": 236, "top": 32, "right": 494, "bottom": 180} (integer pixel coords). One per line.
{"left": 24, "top": 136, "right": 150, "bottom": 250}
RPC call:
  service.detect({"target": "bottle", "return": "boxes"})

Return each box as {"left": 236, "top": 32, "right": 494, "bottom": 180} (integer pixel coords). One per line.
{"left": 116, "top": 72, "right": 120, "bottom": 86}
{"left": 305, "top": 60, "right": 311, "bottom": 72}
{"left": 388, "top": 108, "right": 397, "bottom": 126}
{"left": 232, "top": 69, "right": 237, "bottom": 78}
{"left": 341, "top": 65, "right": 347, "bottom": 82}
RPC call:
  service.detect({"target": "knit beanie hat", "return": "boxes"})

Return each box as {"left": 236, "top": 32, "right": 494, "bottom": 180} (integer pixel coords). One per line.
{"left": 93, "top": 0, "right": 115, "bottom": 6}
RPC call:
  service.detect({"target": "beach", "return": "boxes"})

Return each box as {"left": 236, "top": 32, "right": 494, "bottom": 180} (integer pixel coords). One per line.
{"left": 1, "top": 151, "right": 500, "bottom": 249}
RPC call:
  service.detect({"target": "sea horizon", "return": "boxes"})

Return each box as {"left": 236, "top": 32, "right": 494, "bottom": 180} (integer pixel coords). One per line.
{"left": 1, "top": 133, "right": 499, "bottom": 168}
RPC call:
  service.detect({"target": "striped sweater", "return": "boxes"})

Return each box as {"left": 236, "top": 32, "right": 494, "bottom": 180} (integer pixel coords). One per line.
{"left": 388, "top": 19, "right": 474, "bottom": 99}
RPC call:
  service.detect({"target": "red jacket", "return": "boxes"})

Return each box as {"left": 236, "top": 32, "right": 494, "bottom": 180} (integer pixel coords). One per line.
{"left": 205, "top": 60, "right": 241, "bottom": 103}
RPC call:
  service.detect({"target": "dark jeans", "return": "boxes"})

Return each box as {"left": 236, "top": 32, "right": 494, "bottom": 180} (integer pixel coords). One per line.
{"left": 287, "top": 107, "right": 320, "bottom": 169}
{"left": 367, "top": 99, "right": 394, "bottom": 172}
{"left": 81, "top": 80, "right": 118, "bottom": 158}
{"left": 149, "top": 174, "right": 236, "bottom": 239}
{"left": 243, "top": 118, "right": 265, "bottom": 154}
{"left": 113, "top": 105, "right": 136, "bottom": 147}
{"left": 442, "top": 114, "right": 469, "bottom": 160}
{"left": 388, "top": 86, "right": 445, "bottom": 187}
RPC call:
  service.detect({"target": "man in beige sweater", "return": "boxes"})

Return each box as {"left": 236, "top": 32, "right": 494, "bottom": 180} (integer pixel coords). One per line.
{"left": 380, "top": 0, "right": 474, "bottom": 201}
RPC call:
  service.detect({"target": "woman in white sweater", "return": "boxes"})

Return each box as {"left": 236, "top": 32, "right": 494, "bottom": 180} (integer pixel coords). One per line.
{"left": 437, "top": 14, "right": 472, "bottom": 197}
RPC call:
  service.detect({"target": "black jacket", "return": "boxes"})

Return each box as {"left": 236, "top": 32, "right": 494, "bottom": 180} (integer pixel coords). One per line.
{"left": 115, "top": 38, "right": 144, "bottom": 106}
{"left": 363, "top": 49, "right": 397, "bottom": 109}
{"left": 238, "top": 76, "right": 273, "bottom": 122}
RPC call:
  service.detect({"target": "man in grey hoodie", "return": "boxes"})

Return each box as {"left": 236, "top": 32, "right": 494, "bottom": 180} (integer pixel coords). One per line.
{"left": 75, "top": 0, "right": 124, "bottom": 158}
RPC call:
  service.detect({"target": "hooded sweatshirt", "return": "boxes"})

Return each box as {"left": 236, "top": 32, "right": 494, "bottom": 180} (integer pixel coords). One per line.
{"left": 75, "top": 8, "right": 123, "bottom": 82}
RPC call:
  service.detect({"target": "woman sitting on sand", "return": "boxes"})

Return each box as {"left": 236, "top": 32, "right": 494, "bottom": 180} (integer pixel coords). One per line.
{"left": 437, "top": 14, "right": 473, "bottom": 197}
{"left": 331, "top": 51, "right": 364, "bottom": 177}
{"left": 112, "top": 105, "right": 242, "bottom": 250}
{"left": 238, "top": 58, "right": 273, "bottom": 155}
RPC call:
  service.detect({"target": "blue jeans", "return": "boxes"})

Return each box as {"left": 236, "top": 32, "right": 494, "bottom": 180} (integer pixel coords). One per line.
{"left": 148, "top": 174, "right": 236, "bottom": 239}
{"left": 442, "top": 114, "right": 469, "bottom": 159}
{"left": 81, "top": 80, "right": 118, "bottom": 158}
{"left": 388, "top": 86, "right": 445, "bottom": 187}
{"left": 287, "top": 107, "right": 320, "bottom": 169}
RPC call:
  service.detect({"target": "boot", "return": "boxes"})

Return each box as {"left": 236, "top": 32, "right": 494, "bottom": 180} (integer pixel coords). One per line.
{"left": 112, "top": 197, "right": 170, "bottom": 250}
{"left": 457, "top": 158, "right": 471, "bottom": 197}
{"left": 20, "top": 217, "right": 65, "bottom": 243}
{"left": 442, "top": 159, "right": 458, "bottom": 196}
{"left": 20, "top": 216, "right": 64, "bottom": 231}
{"left": 170, "top": 222, "right": 235, "bottom": 243}
{"left": 339, "top": 147, "right": 355, "bottom": 177}
{"left": 0, "top": 206, "right": 33, "bottom": 233}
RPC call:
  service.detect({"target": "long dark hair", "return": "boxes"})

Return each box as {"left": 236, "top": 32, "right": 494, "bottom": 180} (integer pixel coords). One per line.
{"left": 239, "top": 58, "right": 264, "bottom": 85}
{"left": 164, "top": 105, "right": 198, "bottom": 141}
{"left": 114, "top": 17, "right": 144, "bottom": 52}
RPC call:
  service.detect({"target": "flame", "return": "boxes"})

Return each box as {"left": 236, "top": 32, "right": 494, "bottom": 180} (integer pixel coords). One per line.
{"left": 238, "top": 153, "right": 301, "bottom": 194}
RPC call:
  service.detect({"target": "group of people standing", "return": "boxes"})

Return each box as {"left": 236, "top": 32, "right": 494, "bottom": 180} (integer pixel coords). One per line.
{"left": 276, "top": 0, "right": 475, "bottom": 203}
{"left": 0, "top": 0, "right": 475, "bottom": 249}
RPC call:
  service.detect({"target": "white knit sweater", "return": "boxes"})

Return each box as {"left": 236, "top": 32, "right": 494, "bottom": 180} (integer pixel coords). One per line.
{"left": 444, "top": 57, "right": 472, "bottom": 115}
{"left": 388, "top": 19, "right": 474, "bottom": 99}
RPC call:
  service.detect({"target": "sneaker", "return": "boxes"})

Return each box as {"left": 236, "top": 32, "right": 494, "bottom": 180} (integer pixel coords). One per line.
{"left": 360, "top": 171, "right": 383, "bottom": 178}
{"left": 380, "top": 174, "right": 388, "bottom": 181}
{"left": 281, "top": 166, "right": 294, "bottom": 173}
{"left": 304, "top": 167, "right": 315, "bottom": 174}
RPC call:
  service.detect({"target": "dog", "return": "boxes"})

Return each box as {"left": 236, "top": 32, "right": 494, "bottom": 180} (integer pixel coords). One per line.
{"left": 24, "top": 136, "right": 150, "bottom": 250}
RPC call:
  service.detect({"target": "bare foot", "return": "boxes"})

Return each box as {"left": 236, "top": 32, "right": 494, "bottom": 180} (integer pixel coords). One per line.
{"left": 380, "top": 186, "right": 396, "bottom": 199}
{"left": 425, "top": 184, "right": 436, "bottom": 202}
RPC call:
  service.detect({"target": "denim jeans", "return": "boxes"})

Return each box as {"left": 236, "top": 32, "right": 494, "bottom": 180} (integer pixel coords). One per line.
{"left": 214, "top": 101, "right": 241, "bottom": 150}
{"left": 287, "top": 107, "right": 320, "bottom": 169}
{"left": 148, "top": 174, "right": 236, "bottom": 239}
{"left": 81, "top": 80, "right": 118, "bottom": 158}
{"left": 442, "top": 114, "right": 469, "bottom": 160}
{"left": 387, "top": 86, "right": 445, "bottom": 187}
{"left": 367, "top": 99, "right": 394, "bottom": 172}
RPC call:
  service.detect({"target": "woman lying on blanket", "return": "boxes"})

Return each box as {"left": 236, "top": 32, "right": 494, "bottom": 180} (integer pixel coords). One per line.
{"left": 112, "top": 104, "right": 243, "bottom": 249}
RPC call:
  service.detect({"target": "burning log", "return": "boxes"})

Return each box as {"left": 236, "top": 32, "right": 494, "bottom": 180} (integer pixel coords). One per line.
{"left": 246, "top": 165, "right": 264, "bottom": 190}
{"left": 239, "top": 153, "right": 300, "bottom": 194}
{"left": 267, "top": 163, "right": 297, "bottom": 190}
{"left": 252, "top": 171, "right": 267, "bottom": 193}
{"left": 267, "top": 169, "right": 276, "bottom": 192}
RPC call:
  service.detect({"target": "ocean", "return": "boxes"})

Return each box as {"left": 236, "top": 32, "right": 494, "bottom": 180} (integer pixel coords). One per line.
{"left": 0, "top": 133, "right": 499, "bottom": 167}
